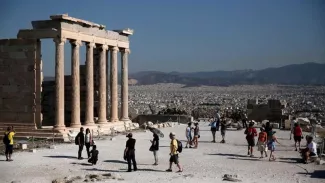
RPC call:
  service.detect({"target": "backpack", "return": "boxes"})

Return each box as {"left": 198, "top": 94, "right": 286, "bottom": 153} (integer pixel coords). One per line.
{"left": 3, "top": 133, "right": 10, "bottom": 145}
{"left": 176, "top": 139, "right": 183, "bottom": 153}
{"left": 75, "top": 134, "right": 79, "bottom": 145}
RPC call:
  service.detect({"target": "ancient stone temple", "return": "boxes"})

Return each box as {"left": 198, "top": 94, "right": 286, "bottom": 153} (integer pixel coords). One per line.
{"left": 0, "top": 14, "right": 134, "bottom": 140}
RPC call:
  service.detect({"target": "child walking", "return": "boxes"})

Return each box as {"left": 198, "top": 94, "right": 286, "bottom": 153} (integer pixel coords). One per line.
{"left": 88, "top": 145, "right": 99, "bottom": 165}
{"left": 257, "top": 127, "right": 268, "bottom": 158}
{"left": 267, "top": 131, "right": 281, "bottom": 161}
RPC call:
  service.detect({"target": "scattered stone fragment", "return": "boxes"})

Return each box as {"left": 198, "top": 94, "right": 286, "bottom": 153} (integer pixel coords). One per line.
{"left": 222, "top": 174, "right": 242, "bottom": 182}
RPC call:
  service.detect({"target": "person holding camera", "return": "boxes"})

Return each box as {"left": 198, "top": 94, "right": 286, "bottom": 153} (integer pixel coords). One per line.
{"left": 3, "top": 126, "right": 15, "bottom": 161}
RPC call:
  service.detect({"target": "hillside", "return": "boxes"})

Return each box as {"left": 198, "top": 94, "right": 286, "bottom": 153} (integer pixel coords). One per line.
{"left": 129, "top": 62, "right": 325, "bottom": 86}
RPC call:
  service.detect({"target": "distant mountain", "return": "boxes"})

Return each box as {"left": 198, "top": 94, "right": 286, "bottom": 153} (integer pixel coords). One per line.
{"left": 129, "top": 62, "right": 325, "bottom": 86}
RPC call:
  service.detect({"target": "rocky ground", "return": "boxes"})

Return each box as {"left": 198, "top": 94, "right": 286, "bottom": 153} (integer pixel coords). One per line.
{"left": 1, "top": 123, "right": 325, "bottom": 183}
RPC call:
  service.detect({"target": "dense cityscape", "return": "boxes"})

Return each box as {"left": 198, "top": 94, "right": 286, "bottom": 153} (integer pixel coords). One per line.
{"left": 127, "top": 84, "right": 325, "bottom": 122}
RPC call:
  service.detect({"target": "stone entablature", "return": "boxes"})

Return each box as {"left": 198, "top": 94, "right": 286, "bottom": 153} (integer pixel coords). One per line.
{"left": 17, "top": 14, "right": 132, "bottom": 48}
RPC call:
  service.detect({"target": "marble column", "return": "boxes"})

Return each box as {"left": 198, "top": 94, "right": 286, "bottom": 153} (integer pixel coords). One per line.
{"left": 110, "top": 46, "right": 119, "bottom": 122}
{"left": 106, "top": 50, "right": 110, "bottom": 118}
{"left": 70, "top": 40, "right": 82, "bottom": 128}
{"left": 120, "top": 49, "right": 130, "bottom": 121}
{"left": 84, "top": 42, "right": 96, "bottom": 126}
{"left": 97, "top": 44, "right": 109, "bottom": 124}
{"left": 54, "top": 38, "right": 66, "bottom": 130}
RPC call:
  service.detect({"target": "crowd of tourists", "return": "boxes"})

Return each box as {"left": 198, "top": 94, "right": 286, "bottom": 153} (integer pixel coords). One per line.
{"left": 2, "top": 114, "right": 319, "bottom": 173}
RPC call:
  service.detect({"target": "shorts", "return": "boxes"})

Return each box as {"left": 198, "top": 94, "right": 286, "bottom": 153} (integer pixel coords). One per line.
{"left": 247, "top": 138, "right": 255, "bottom": 147}
{"left": 257, "top": 141, "right": 268, "bottom": 152}
{"left": 186, "top": 135, "right": 192, "bottom": 141}
{"left": 268, "top": 143, "right": 275, "bottom": 151}
{"left": 169, "top": 154, "right": 179, "bottom": 164}
{"left": 5, "top": 144, "right": 13, "bottom": 154}
{"left": 310, "top": 152, "right": 317, "bottom": 157}
{"left": 221, "top": 130, "right": 226, "bottom": 136}
{"left": 294, "top": 136, "right": 302, "bottom": 142}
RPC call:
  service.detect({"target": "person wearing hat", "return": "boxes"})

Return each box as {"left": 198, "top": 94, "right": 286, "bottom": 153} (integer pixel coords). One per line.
{"left": 257, "top": 127, "right": 268, "bottom": 158}
{"left": 166, "top": 132, "right": 183, "bottom": 172}
{"left": 124, "top": 133, "right": 137, "bottom": 172}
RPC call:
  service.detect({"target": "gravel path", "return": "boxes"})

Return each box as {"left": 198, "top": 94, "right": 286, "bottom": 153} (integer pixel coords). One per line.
{"left": 1, "top": 123, "right": 324, "bottom": 183}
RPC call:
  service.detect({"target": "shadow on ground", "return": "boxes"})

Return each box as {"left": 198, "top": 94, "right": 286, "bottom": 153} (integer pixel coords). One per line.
{"left": 207, "top": 153, "right": 250, "bottom": 158}
{"left": 103, "top": 160, "right": 127, "bottom": 164}
{"left": 83, "top": 168, "right": 166, "bottom": 173}
{"left": 298, "top": 170, "right": 325, "bottom": 179}
{"left": 227, "top": 157, "right": 261, "bottom": 162}
{"left": 278, "top": 157, "right": 302, "bottom": 164}
{"left": 43, "top": 155, "right": 76, "bottom": 159}
{"left": 71, "top": 162, "right": 93, "bottom": 166}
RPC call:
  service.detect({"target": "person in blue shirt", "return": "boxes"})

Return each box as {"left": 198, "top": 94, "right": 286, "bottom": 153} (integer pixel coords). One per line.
{"left": 210, "top": 119, "right": 218, "bottom": 143}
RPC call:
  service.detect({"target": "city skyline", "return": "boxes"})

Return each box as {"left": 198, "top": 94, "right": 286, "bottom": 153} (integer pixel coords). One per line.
{"left": 0, "top": 0, "right": 324, "bottom": 76}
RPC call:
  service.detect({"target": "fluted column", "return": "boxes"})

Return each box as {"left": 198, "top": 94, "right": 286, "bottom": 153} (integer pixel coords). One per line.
{"left": 54, "top": 38, "right": 66, "bottom": 130}
{"left": 120, "top": 49, "right": 130, "bottom": 121}
{"left": 106, "top": 50, "right": 110, "bottom": 117}
{"left": 110, "top": 46, "right": 119, "bottom": 122}
{"left": 97, "top": 44, "right": 109, "bottom": 124}
{"left": 70, "top": 40, "right": 82, "bottom": 128}
{"left": 85, "top": 42, "right": 96, "bottom": 126}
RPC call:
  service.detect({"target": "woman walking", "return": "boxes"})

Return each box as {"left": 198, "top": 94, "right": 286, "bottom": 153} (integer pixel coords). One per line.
{"left": 192, "top": 122, "right": 200, "bottom": 148}
{"left": 85, "top": 128, "right": 93, "bottom": 159}
{"left": 150, "top": 133, "right": 159, "bottom": 165}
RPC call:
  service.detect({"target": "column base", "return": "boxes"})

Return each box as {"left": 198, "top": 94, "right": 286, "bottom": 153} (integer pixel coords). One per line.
{"left": 110, "top": 118, "right": 119, "bottom": 122}
{"left": 70, "top": 123, "right": 82, "bottom": 128}
{"left": 84, "top": 122, "right": 96, "bottom": 126}
{"left": 97, "top": 120, "right": 108, "bottom": 124}
{"left": 53, "top": 125, "right": 66, "bottom": 130}
{"left": 120, "top": 118, "right": 131, "bottom": 122}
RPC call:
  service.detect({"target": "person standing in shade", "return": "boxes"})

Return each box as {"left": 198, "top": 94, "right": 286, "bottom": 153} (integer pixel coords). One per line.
{"left": 210, "top": 119, "right": 218, "bottom": 143}
{"left": 166, "top": 132, "right": 183, "bottom": 172}
{"left": 124, "top": 133, "right": 137, "bottom": 172}
{"left": 150, "top": 133, "right": 159, "bottom": 165}
{"left": 77, "top": 127, "right": 85, "bottom": 159}
{"left": 293, "top": 123, "right": 303, "bottom": 151}
{"left": 242, "top": 113, "right": 248, "bottom": 128}
{"left": 220, "top": 117, "right": 227, "bottom": 143}
{"left": 245, "top": 122, "right": 257, "bottom": 157}
{"left": 290, "top": 117, "right": 297, "bottom": 140}
{"left": 192, "top": 122, "right": 200, "bottom": 148}
{"left": 185, "top": 122, "right": 192, "bottom": 148}
{"left": 85, "top": 128, "right": 93, "bottom": 159}
{"left": 4, "top": 126, "right": 15, "bottom": 161}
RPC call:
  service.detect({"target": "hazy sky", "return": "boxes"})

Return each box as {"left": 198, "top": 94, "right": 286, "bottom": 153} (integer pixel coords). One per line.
{"left": 0, "top": 0, "right": 324, "bottom": 75}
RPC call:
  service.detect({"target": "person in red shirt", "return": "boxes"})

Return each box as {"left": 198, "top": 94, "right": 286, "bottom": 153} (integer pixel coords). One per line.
{"left": 293, "top": 123, "right": 303, "bottom": 151}
{"left": 245, "top": 122, "right": 257, "bottom": 157}
{"left": 257, "top": 127, "right": 268, "bottom": 158}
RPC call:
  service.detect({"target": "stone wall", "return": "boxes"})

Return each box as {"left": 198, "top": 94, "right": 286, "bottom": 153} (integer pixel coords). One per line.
{"left": 133, "top": 114, "right": 191, "bottom": 126}
{"left": 0, "top": 39, "right": 40, "bottom": 126}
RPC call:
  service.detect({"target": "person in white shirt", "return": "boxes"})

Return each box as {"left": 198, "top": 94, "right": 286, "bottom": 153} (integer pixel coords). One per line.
{"left": 185, "top": 123, "right": 192, "bottom": 148}
{"left": 302, "top": 136, "right": 317, "bottom": 164}
{"left": 290, "top": 117, "right": 296, "bottom": 140}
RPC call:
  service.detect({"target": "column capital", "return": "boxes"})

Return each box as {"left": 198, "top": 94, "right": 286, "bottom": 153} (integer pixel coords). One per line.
{"left": 86, "top": 42, "right": 96, "bottom": 48}
{"left": 53, "top": 38, "right": 66, "bottom": 45}
{"left": 70, "top": 40, "right": 82, "bottom": 47}
{"left": 121, "top": 48, "right": 131, "bottom": 54}
{"left": 101, "top": 44, "right": 109, "bottom": 51}
{"left": 110, "top": 46, "right": 119, "bottom": 52}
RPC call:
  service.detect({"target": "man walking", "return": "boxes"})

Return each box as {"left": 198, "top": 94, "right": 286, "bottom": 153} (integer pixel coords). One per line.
{"left": 4, "top": 126, "right": 15, "bottom": 161}
{"left": 124, "top": 133, "right": 137, "bottom": 172}
{"left": 166, "top": 132, "right": 183, "bottom": 172}
{"left": 290, "top": 117, "right": 297, "bottom": 140}
{"left": 77, "top": 127, "right": 85, "bottom": 159}
{"left": 210, "top": 119, "right": 218, "bottom": 143}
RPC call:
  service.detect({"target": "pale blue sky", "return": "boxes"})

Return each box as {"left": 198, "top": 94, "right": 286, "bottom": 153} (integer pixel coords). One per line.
{"left": 0, "top": 0, "right": 324, "bottom": 75}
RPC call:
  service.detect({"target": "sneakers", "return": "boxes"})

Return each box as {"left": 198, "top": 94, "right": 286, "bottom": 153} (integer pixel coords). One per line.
{"left": 166, "top": 169, "right": 172, "bottom": 172}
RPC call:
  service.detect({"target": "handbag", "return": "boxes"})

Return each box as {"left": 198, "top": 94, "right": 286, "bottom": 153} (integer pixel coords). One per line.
{"left": 149, "top": 145, "right": 154, "bottom": 151}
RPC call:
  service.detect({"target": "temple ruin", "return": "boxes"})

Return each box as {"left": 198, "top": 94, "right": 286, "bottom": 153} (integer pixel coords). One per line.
{"left": 0, "top": 14, "right": 134, "bottom": 140}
